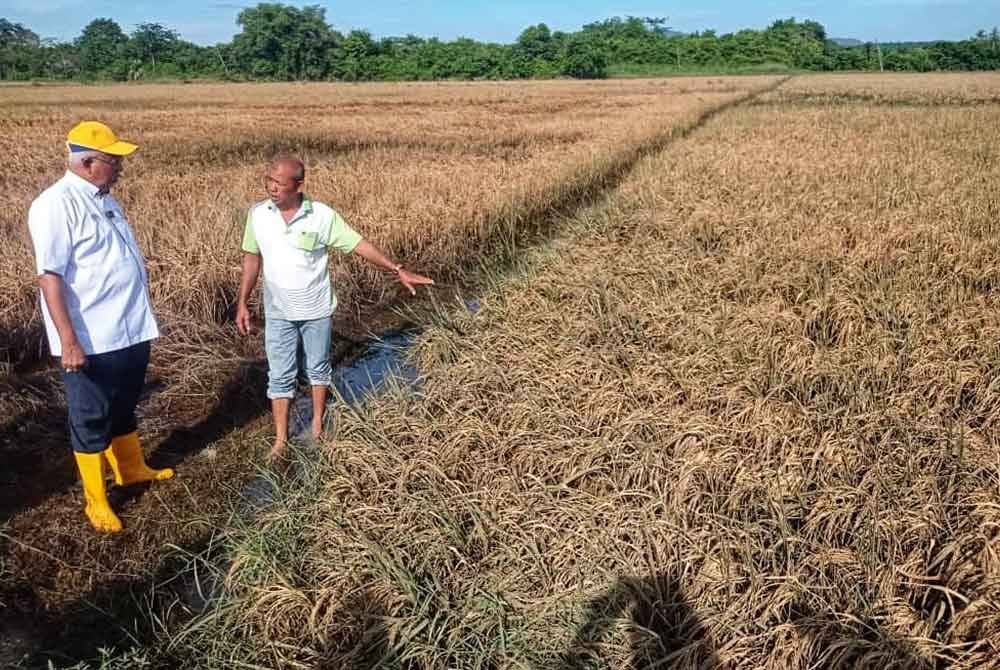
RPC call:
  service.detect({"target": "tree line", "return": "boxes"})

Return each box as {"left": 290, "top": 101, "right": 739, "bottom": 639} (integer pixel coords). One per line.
{"left": 1, "top": 5, "right": 999, "bottom": 82}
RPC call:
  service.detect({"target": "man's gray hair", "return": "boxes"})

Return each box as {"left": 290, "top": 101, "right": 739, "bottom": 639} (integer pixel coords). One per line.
{"left": 67, "top": 143, "right": 102, "bottom": 168}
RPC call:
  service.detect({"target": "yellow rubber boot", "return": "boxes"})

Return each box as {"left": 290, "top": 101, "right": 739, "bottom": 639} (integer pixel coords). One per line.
{"left": 106, "top": 432, "right": 174, "bottom": 486}
{"left": 74, "top": 452, "right": 123, "bottom": 534}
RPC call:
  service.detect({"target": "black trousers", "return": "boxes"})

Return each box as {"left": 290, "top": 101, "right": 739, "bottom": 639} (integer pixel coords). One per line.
{"left": 62, "top": 341, "right": 150, "bottom": 454}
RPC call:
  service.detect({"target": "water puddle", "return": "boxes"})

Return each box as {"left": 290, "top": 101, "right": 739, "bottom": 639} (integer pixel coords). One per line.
{"left": 237, "top": 327, "right": 425, "bottom": 513}
{"left": 238, "top": 300, "right": 479, "bottom": 534}
{"left": 290, "top": 328, "right": 422, "bottom": 437}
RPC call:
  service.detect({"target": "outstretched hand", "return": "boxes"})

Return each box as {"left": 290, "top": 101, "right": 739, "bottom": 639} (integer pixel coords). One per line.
{"left": 397, "top": 269, "right": 434, "bottom": 295}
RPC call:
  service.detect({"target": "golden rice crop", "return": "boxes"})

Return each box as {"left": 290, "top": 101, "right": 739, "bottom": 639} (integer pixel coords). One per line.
{"left": 771, "top": 71, "right": 1000, "bottom": 105}
{"left": 0, "top": 77, "right": 775, "bottom": 372}
{"left": 146, "top": 74, "right": 1000, "bottom": 669}
{"left": 0, "top": 76, "right": 787, "bottom": 665}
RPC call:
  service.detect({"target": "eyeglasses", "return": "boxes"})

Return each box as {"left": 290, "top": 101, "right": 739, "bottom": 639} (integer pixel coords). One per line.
{"left": 88, "top": 155, "right": 122, "bottom": 169}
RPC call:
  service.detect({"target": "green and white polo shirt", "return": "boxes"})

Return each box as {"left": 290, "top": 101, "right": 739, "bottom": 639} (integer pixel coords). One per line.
{"left": 242, "top": 197, "right": 362, "bottom": 321}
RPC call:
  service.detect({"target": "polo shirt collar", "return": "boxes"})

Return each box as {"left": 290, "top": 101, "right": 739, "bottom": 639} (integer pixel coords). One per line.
{"left": 64, "top": 170, "right": 105, "bottom": 200}
{"left": 267, "top": 196, "right": 314, "bottom": 221}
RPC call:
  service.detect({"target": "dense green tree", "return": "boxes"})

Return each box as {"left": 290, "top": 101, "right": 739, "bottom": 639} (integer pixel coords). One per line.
{"left": 560, "top": 33, "right": 607, "bottom": 78}
{"left": 0, "top": 8, "right": 998, "bottom": 82}
{"left": 230, "top": 3, "right": 337, "bottom": 79}
{"left": 129, "top": 23, "right": 180, "bottom": 71}
{"left": 43, "top": 41, "right": 82, "bottom": 79}
{"left": 76, "top": 18, "right": 128, "bottom": 79}
{"left": 334, "top": 29, "right": 378, "bottom": 80}
{"left": 580, "top": 16, "right": 662, "bottom": 64}
{"left": 510, "top": 24, "right": 569, "bottom": 77}
{"left": 0, "top": 19, "right": 41, "bottom": 79}
{"left": 516, "top": 23, "right": 557, "bottom": 60}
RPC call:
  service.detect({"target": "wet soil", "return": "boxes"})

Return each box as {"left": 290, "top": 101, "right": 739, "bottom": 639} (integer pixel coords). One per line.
{"left": 0, "top": 305, "right": 421, "bottom": 668}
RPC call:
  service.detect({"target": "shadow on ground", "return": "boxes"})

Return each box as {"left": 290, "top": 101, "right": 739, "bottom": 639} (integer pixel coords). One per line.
{"left": 556, "top": 571, "right": 718, "bottom": 670}
{"left": 0, "top": 371, "right": 77, "bottom": 526}
{"left": 785, "top": 602, "right": 941, "bottom": 670}
{"left": 552, "top": 571, "right": 940, "bottom": 670}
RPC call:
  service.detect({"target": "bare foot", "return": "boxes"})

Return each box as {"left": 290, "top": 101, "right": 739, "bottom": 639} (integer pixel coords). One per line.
{"left": 309, "top": 413, "right": 326, "bottom": 441}
{"left": 267, "top": 441, "right": 288, "bottom": 465}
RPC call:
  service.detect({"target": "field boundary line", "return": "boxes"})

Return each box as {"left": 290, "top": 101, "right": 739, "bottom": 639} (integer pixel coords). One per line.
{"left": 754, "top": 90, "right": 1000, "bottom": 108}
{"left": 422, "top": 76, "right": 794, "bottom": 290}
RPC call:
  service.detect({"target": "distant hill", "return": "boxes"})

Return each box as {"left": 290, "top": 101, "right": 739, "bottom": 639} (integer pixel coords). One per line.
{"left": 881, "top": 41, "right": 939, "bottom": 50}
{"left": 830, "top": 38, "right": 947, "bottom": 49}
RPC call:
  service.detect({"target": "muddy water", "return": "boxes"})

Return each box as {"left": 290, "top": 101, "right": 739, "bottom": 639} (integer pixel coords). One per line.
{"left": 238, "top": 328, "right": 423, "bottom": 512}
{"left": 290, "top": 328, "right": 422, "bottom": 438}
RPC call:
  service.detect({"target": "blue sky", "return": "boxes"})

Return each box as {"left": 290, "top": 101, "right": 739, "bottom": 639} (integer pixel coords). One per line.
{"left": 3, "top": 0, "right": 998, "bottom": 45}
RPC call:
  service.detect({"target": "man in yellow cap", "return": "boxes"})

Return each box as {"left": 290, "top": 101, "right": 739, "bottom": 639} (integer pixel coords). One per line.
{"left": 26, "top": 121, "right": 173, "bottom": 534}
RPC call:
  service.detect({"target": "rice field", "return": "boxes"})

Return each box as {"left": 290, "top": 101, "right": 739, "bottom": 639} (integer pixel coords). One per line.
{"left": 0, "top": 78, "right": 767, "bottom": 370}
{"left": 0, "top": 76, "right": 781, "bottom": 665}
{"left": 771, "top": 72, "right": 1000, "bottom": 105}
{"left": 3, "top": 73, "right": 1000, "bottom": 668}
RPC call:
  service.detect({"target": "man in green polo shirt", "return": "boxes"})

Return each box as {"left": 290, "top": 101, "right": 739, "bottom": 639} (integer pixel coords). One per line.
{"left": 237, "top": 157, "right": 433, "bottom": 462}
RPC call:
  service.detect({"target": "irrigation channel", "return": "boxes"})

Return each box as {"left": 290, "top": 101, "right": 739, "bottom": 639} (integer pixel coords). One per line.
{"left": 4, "top": 302, "right": 480, "bottom": 668}
{"left": 245, "top": 301, "right": 479, "bottom": 509}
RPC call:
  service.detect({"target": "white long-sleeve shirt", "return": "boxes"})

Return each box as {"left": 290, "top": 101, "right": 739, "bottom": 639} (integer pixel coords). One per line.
{"left": 27, "top": 171, "right": 159, "bottom": 356}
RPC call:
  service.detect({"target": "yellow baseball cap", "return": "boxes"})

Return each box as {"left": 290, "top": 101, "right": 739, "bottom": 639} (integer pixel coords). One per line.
{"left": 66, "top": 121, "right": 138, "bottom": 156}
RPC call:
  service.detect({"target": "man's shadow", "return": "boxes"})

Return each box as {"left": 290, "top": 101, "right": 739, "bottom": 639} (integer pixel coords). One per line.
{"left": 555, "top": 572, "right": 938, "bottom": 670}
{"left": 145, "top": 360, "right": 268, "bottom": 470}
{"left": 557, "top": 571, "right": 718, "bottom": 670}
{"left": 103, "top": 358, "right": 269, "bottom": 511}
{"left": 0, "top": 371, "right": 79, "bottom": 525}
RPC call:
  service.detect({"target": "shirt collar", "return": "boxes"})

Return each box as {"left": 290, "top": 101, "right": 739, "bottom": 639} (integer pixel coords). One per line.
{"left": 64, "top": 170, "right": 106, "bottom": 200}
{"left": 267, "top": 196, "right": 313, "bottom": 219}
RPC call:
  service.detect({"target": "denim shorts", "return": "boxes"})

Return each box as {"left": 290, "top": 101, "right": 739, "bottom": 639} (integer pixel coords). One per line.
{"left": 63, "top": 340, "right": 150, "bottom": 454}
{"left": 264, "top": 316, "right": 332, "bottom": 399}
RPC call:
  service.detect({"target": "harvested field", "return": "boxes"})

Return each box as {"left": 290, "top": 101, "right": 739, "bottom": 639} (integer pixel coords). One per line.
{"left": 0, "top": 77, "right": 783, "bottom": 665}
{"left": 97, "top": 73, "right": 1000, "bottom": 669}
